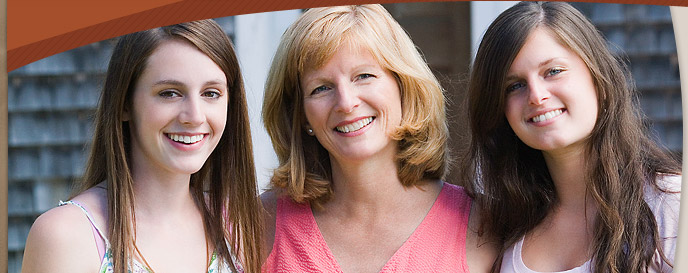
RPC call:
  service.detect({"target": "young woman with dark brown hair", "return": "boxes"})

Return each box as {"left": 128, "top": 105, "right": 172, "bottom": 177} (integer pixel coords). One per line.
{"left": 464, "top": 2, "right": 681, "bottom": 272}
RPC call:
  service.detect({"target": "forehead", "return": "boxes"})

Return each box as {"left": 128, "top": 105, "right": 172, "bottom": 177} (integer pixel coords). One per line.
{"left": 509, "top": 28, "right": 581, "bottom": 71}
{"left": 306, "top": 43, "right": 378, "bottom": 70}
{"left": 140, "top": 39, "right": 226, "bottom": 84}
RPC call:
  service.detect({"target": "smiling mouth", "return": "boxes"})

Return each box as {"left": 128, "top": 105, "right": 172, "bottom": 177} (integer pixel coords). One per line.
{"left": 335, "top": 117, "right": 374, "bottom": 133}
{"left": 530, "top": 109, "right": 564, "bottom": 123}
{"left": 167, "top": 133, "right": 205, "bottom": 144}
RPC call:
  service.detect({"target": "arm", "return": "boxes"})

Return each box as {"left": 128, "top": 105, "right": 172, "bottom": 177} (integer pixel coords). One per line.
{"left": 466, "top": 200, "right": 499, "bottom": 273}
{"left": 260, "top": 190, "right": 278, "bottom": 263}
{"left": 22, "top": 205, "right": 102, "bottom": 273}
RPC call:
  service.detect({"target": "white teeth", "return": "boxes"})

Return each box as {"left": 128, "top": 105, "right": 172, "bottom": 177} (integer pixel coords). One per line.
{"left": 167, "top": 134, "right": 204, "bottom": 144}
{"left": 335, "top": 117, "right": 374, "bottom": 133}
{"left": 531, "top": 109, "right": 563, "bottom": 123}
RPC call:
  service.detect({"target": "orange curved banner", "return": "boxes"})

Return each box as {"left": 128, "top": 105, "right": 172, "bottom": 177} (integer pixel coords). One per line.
{"left": 7, "top": 0, "right": 688, "bottom": 71}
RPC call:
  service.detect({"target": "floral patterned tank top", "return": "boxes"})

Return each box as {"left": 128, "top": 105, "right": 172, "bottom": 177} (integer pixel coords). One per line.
{"left": 59, "top": 200, "right": 243, "bottom": 273}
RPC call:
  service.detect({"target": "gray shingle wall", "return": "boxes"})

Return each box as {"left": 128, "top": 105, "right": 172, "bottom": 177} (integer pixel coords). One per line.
{"left": 571, "top": 3, "right": 682, "bottom": 153}
{"left": 7, "top": 39, "right": 112, "bottom": 272}
{"left": 7, "top": 17, "right": 235, "bottom": 272}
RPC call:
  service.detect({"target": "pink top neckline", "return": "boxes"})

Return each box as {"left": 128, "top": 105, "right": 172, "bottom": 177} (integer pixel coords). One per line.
{"left": 263, "top": 182, "right": 472, "bottom": 272}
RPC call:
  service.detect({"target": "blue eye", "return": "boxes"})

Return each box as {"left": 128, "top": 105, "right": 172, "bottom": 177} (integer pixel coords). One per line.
{"left": 311, "top": 85, "right": 330, "bottom": 95}
{"left": 506, "top": 82, "right": 525, "bottom": 93}
{"left": 357, "top": 73, "right": 375, "bottom": 80}
{"left": 547, "top": 68, "right": 563, "bottom": 76}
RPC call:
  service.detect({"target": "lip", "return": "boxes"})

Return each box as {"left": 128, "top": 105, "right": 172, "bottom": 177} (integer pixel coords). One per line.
{"left": 527, "top": 108, "right": 565, "bottom": 126}
{"left": 165, "top": 132, "right": 209, "bottom": 151}
{"left": 333, "top": 116, "right": 375, "bottom": 137}
{"left": 334, "top": 116, "right": 374, "bottom": 127}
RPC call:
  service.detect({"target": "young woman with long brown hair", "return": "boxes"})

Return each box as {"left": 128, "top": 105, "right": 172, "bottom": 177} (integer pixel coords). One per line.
{"left": 22, "top": 20, "right": 262, "bottom": 273}
{"left": 464, "top": 2, "right": 681, "bottom": 272}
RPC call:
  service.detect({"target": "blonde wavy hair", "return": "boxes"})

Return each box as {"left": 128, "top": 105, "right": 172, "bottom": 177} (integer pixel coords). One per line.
{"left": 262, "top": 4, "right": 449, "bottom": 207}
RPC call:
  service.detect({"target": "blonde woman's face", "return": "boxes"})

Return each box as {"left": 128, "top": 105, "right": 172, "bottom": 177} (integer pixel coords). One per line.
{"left": 126, "top": 39, "right": 228, "bottom": 177}
{"left": 300, "top": 45, "right": 402, "bottom": 164}
{"left": 503, "top": 28, "right": 598, "bottom": 156}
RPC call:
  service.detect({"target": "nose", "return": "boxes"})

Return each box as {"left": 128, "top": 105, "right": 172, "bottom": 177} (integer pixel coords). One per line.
{"left": 333, "top": 83, "right": 360, "bottom": 113}
{"left": 179, "top": 96, "right": 205, "bottom": 126}
{"left": 527, "top": 78, "right": 550, "bottom": 105}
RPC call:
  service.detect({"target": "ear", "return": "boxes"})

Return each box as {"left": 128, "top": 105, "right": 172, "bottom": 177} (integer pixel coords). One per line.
{"left": 122, "top": 106, "right": 131, "bottom": 121}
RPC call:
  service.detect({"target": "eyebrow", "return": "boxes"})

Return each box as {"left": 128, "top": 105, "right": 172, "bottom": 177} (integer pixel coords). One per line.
{"left": 152, "top": 79, "right": 227, "bottom": 87}
{"left": 303, "top": 63, "right": 382, "bottom": 82}
{"left": 538, "top": 58, "right": 557, "bottom": 68}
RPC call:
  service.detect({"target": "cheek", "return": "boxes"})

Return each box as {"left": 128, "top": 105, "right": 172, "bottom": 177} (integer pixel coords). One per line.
{"left": 582, "top": 97, "right": 599, "bottom": 131}
{"left": 570, "top": 81, "right": 599, "bottom": 128}
{"left": 132, "top": 104, "right": 161, "bottom": 133}
{"left": 302, "top": 100, "right": 324, "bottom": 126}
{"left": 503, "top": 97, "right": 522, "bottom": 128}
{"left": 378, "top": 82, "right": 402, "bottom": 121}
{"left": 210, "top": 104, "right": 229, "bottom": 134}
{"left": 383, "top": 94, "right": 402, "bottom": 123}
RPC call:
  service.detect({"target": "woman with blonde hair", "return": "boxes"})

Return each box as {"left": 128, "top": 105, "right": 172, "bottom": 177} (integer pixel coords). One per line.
{"left": 261, "top": 4, "right": 496, "bottom": 272}
{"left": 464, "top": 2, "right": 681, "bottom": 272}
{"left": 22, "top": 20, "right": 262, "bottom": 273}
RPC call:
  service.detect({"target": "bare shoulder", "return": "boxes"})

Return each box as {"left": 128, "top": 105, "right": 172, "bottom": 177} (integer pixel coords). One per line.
{"left": 259, "top": 190, "right": 279, "bottom": 260}
{"left": 465, "top": 200, "right": 498, "bottom": 273}
{"left": 22, "top": 189, "right": 105, "bottom": 273}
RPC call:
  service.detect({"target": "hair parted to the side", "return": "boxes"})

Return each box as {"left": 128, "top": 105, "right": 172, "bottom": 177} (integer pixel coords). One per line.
{"left": 262, "top": 4, "right": 449, "bottom": 207}
{"left": 72, "top": 20, "right": 263, "bottom": 273}
{"left": 464, "top": 2, "right": 681, "bottom": 272}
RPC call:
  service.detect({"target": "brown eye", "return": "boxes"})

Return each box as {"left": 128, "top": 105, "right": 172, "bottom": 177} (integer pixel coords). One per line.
{"left": 202, "top": 89, "right": 222, "bottom": 98}
{"left": 159, "top": 89, "right": 181, "bottom": 98}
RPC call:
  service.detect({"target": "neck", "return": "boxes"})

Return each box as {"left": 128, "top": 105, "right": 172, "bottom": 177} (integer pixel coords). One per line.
{"left": 542, "top": 146, "right": 589, "bottom": 209}
{"left": 325, "top": 152, "right": 441, "bottom": 217}
{"left": 130, "top": 164, "right": 197, "bottom": 221}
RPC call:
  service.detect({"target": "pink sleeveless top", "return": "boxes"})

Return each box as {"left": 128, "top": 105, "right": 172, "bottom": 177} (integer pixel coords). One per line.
{"left": 262, "top": 182, "right": 472, "bottom": 272}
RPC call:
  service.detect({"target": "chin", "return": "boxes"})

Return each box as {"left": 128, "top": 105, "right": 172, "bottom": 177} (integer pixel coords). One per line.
{"left": 168, "top": 164, "right": 206, "bottom": 176}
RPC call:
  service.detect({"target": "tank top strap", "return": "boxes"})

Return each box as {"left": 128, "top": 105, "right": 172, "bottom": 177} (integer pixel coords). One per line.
{"left": 58, "top": 200, "right": 109, "bottom": 260}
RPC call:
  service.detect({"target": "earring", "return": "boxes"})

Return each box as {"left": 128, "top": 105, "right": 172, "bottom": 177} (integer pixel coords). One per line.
{"left": 307, "top": 128, "right": 314, "bottom": 135}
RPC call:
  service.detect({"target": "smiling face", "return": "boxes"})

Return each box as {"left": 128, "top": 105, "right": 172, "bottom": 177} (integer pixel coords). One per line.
{"left": 504, "top": 27, "right": 598, "bottom": 156}
{"left": 127, "top": 39, "right": 228, "bottom": 177}
{"left": 300, "top": 44, "right": 402, "bottom": 164}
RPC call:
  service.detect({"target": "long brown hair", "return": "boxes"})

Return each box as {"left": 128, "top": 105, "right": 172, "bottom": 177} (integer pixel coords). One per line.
{"left": 73, "top": 20, "right": 262, "bottom": 273}
{"left": 262, "top": 4, "right": 449, "bottom": 207}
{"left": 464, "top": 2, "right": 680, "bottom": 272}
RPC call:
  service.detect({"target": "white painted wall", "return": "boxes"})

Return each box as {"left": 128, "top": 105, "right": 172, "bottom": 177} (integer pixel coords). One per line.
{"left": 470, "top": 1, "right": 518, "bottom": 60}
{"left": 234, "top": 10, "right": 302, "bottom": 192}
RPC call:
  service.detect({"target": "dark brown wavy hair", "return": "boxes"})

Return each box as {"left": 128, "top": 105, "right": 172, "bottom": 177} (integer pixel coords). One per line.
{"left": 72, "top": 20, "right": 263, "bottom": 273}
{"left": 463, "top": 2, "right": 681, "bottom": 272}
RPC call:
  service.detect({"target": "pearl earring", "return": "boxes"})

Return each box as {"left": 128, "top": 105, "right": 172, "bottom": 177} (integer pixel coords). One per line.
{"left": 307, "top": 128, "right": 314, "bottom": 135}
